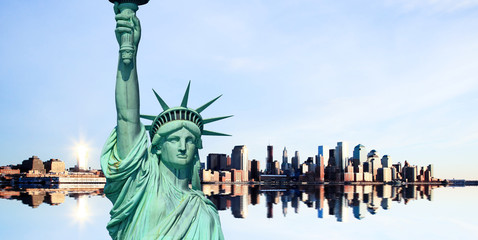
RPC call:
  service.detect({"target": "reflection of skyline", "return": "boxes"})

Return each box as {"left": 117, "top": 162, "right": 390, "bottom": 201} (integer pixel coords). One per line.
{"left": 1, "top": 184, "right": 439, "bottom": 222}
{"left": 0, "top": 188, "right": 103, "bottom": 208}
{"left": 202, "top": 184, "right": 441, "bottom": 222}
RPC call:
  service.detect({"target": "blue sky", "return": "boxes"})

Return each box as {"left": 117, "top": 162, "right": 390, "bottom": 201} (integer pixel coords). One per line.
{"left": 1, "top": 0, "right": 477, "bottom": 179}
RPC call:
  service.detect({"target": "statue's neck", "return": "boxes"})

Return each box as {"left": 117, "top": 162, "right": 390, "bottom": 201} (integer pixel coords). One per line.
{"left": 159, "top": 160, "right": 191, "bottom": 193}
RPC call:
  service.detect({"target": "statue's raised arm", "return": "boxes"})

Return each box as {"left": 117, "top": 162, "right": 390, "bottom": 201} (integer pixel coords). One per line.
{"left": 113, "top": 2, "right": 142, "bottom": 159}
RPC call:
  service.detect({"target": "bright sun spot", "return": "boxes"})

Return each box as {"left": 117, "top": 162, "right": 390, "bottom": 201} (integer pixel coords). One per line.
{"left": 76, "top": 144, "right": 89, "bottom": 170}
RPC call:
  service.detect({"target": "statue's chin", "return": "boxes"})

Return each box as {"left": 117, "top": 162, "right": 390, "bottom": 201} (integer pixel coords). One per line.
{"left": 123, "top": 59, "right": 131, "bottom": 65}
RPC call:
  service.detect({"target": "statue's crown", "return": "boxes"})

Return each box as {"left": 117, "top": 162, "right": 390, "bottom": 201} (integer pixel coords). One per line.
{"left": 140, "top": 81, "right": 232, "bottom": 140}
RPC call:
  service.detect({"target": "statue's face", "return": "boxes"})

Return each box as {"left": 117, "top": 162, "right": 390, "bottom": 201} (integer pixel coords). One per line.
{"left": 160, "top": 128, "right": 197, "bottom": 169}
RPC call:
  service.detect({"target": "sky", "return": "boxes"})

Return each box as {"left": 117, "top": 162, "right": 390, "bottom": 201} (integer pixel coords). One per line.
{"left": 1, "top": 0, "right": 478, "bottom": 179}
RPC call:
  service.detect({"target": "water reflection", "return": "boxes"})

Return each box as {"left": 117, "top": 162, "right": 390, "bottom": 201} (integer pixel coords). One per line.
{"left": 0, "top": 184, "right": 439, "bottom": 223}
{"left": 74, "top": 194, "right": 90, "bottom": 222}
{"left": 0, "top": 187, "right": 103, "bottom": 208}
{"left": 203, "top": 184, "right": 440, "bottom": 222}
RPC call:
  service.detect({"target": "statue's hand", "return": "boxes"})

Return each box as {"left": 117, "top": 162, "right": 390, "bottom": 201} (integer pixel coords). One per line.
{"left": 114, "top": 3, "right": 141, "bottom": 49}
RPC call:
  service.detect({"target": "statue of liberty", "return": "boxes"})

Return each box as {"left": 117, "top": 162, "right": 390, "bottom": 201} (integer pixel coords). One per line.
{"left": 101, "top": 2, "right": 229, "bottom": 239}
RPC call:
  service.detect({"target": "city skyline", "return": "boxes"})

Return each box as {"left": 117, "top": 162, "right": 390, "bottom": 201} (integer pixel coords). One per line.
{"left": 1, "top": 1, "right": 478, "bottom": 180}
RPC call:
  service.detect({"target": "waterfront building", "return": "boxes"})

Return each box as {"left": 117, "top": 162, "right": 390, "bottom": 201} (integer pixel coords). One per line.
{"left": 266, "top": 145, "right": 273, "bottom": 173}
{"left": 281, "top": 147, "right": 289, "bottom": 171}
{"left": 368, "top": 150, "right": 381, "bottom": 181}
{"left": 271, "top": 160, "right": 280, "bottom": 175}
{"left": 425, "top": 164, "right": 434, "bottom": 181}
{"left": 0, "top": 166, "right": 20, "bottom": 175}
{"left": 363, "top": 172, "right": 373, "bottom": 182}
{"left": 21, "top": 156, "right": 46, "bottom": 174}
{"left": 377, "top": 168, "right": 392, "bottom": 182}
{"left": 381, "top": 155, "right": 392, "bottom": 168}
{"left": 354, "top": 165, "right": 363, "bottom": 182}
{"left": 250, "top": 159, "right": 260, "bottom": 181}
{"left": 201, "top": 169, "right": 219, "bottom": 182}
{"left": 403, "top": 162, "right": 417, "bottom": 182}
{"left": 231, "top": 169, "right": 243, "bottom": 182}
{"left": 300, "top": 163, "right": 308, "bottom": 175}
{"left": 324, "top": 149, "right": 339, "bottom": 181}
{"left": 207, "top": 153, "right": 227, "bottom": 171}
{"left": 231, "top": 145, "right": 249, "bottom": 181}
{"left": 219, "top": 171, "right": 231, "bottom": 182}
{"left": 344, "top": 163, "right": 354, "bottom": 182}
{"left": 328, "top": 149, "right": 335, "bottom": 166}
{"left": 44, "top": 159, "right": 65, "bottom": 173}
{"left": 353, "top": 144, "right": 367, "bottom": 168}
{"left": 334, "top": 142, "right": 349, "bottom": 172}
{"left": 291, "top": 151, "right": 300, "bottom": 174}
{"left": 318, "top": 145, "right": 329, "bottom": 166}
{"left": 226, "top": 155, "right": 231, "bottom": 169}
{"left": 315, "top": 155, "right": 325, "bottom": 182}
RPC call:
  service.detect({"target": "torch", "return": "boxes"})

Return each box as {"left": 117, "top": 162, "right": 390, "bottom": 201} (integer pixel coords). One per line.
{"left": 109, "top": 0, "right": 149, "bottom": 64}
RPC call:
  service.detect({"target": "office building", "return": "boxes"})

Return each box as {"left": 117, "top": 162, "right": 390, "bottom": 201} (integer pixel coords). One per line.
{"left": 231, "top": 145, "right": 249, "bottom": 181}
{"left": 334, "top": 142, "right": 349, "bottom": 172}
{"left": 21, "top": 156, "right": 46, "bottom": 174}
{"left": 281, "top": 147, "right": 289, "bottom": 171}
{"left": 291, "top": 151, "right": 300, "bottom": 173}
{"left": 353, "top": 144, "right": 367, "bottom": 168}
{"left": 267, "top": 145, "right": 273, "bottom": 173}
{"left": 381, "top": 155, "right": 392, "bottom": 168}
{"left": 207, "top": 153, "right": 227, "bottom": 171}
{"left": 318, "top": 145, "right": 329, "bottom": 166}
{"left": 250, "top": 159, "right": 260, "bottom": 181}
{"left": 44, "top": 159, "right": 65, "bottom": 173}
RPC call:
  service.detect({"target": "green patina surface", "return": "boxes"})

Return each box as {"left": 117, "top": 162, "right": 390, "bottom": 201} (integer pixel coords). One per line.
{"left": 101, "top": 2, "right": 227, "bottom": 239}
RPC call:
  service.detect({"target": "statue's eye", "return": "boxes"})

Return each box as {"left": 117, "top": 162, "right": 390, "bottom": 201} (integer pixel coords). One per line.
{"left": 186, "top": 137, "right": 195, "bottom": 144}
{"left": 167, "top": 137, "right": 179, "bottom": 143}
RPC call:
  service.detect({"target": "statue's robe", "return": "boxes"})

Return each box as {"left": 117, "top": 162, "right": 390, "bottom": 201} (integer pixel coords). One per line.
{"left": 101, "top": 126, "right": 224, "bottom": 240}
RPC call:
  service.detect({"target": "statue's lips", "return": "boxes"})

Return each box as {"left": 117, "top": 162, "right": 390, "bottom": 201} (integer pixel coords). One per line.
{"left": 176, "top": 154, "right": 187, "bottom": 159}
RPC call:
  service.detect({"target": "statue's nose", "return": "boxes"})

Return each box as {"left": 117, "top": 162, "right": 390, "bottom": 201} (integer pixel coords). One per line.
{"left": 179, "top": 139, "right": 186, "bottom": 151}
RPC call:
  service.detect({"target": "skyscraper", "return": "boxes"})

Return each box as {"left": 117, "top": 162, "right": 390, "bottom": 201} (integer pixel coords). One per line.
{"left": 381, "top": 155, "right": 392, "bottom": 168}
{"left": 281, "top": 147, "right": 289, "bottom": 171}
{"left": 207, "top": 153, "right": 227, "bottom": 171}
{"left": 318, "top": 145, "right": 329, "bottom": 167}
{"left": 250, "top": 159, "right": 260, "bottom": 181}
{"left": 368, "top": 150, "right": 382, "bottom": 181}
{"left": 334, "top": 142, "right": 349, "bottom": 172}
{"left": 231, "top": 145, "right": 249, "bottom": 181}
{"left": 353, "top": 144, "right": 367, "bottom": 167}
{"left": 291, "top": 151, "right": 300, "bottom": 173}
{"left": 267, "top": 145, "right": 273, "bottom": 173}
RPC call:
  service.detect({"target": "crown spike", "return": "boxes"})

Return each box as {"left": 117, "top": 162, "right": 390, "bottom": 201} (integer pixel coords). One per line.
{"left": 140, "top": 114, "right": 156, "bottom": 121}
{"left": 203, "top": 115, "right": 233, "bottom": 124}
{"left": 196, "top": 95, "right": 222, "bottom": 113}
{"left": 181, "top": 81, "right": 191, "bottom": 108}
{"left": 202, "top": 130, "right": 231, "bottom": 136}
{"left": 152, "top": 89, "right": 170, "bottom": 111}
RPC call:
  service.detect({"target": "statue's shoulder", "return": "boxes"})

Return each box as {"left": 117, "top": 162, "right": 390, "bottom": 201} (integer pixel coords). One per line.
{"left": 186, "top": 189, "right": 219, "bottom": 213}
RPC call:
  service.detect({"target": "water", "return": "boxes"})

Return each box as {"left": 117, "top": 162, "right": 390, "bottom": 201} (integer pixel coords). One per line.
{"left": 1, "top": 185, "right": 477, "bottom": 240}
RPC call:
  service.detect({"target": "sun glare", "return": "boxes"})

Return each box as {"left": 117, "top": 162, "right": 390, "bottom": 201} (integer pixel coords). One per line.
{"left": 76, "top": 144, "right": 89, "bottom": 170}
